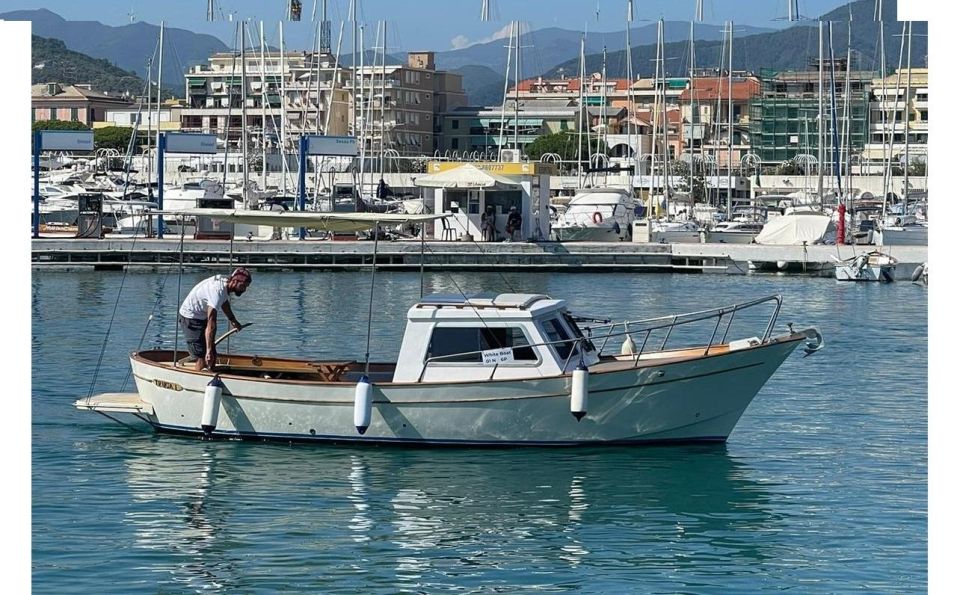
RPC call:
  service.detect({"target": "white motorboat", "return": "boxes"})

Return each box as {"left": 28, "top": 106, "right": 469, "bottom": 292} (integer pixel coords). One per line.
{"left": 874, "top": 215, "right": 928, "bottom": 247}
{"left": 551, "top": 189, "right": 636, "bottom": 242}
{"left": 834, "top": 250, "right": 898, "bottom": 282}
{"left": 75, "top": 209, "right": 823, "bottom": 446}
{"left": 632, "top": 219, "right": 703, "bottom": 244}
{"left": 707, "top": 220, "right": 765, "bottom": 244}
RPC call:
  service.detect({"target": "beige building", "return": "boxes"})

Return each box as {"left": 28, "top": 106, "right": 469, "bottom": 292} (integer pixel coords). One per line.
{"left": 180, "top": 50, "right": 465, "bottom": 159}
{"left": 863, "top": 67, "right": 928, "bottom": 170}
{"left": 31, "top": 83, "right": 133, "bottom": 125}
{"left": 180, "top": 51, "right": 351, "bottom": 154}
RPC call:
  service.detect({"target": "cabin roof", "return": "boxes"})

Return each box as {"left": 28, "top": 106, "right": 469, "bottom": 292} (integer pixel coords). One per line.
{"left": 410, "top": 293, "right": 567, "bottom": 320}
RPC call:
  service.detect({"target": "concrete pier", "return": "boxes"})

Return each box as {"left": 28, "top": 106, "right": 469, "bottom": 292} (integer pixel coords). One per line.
{"left": 31, "top": 237, "right": 927, "bottom": 278}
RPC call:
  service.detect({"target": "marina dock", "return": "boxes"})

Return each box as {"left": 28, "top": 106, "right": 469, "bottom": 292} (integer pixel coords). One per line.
{"left": 31, "top": 238, "right": 928, "bottom": 278}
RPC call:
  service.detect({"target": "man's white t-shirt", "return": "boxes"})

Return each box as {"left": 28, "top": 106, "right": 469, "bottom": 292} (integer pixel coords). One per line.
{"left": 178, "top": 275, "right": 229, "bottom": 320}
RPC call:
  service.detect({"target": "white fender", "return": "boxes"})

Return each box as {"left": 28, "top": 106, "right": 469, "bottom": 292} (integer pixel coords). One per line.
{"left": 620, "top": 323, "right": 636, "bottom": 355}
{"left": 354, "top": 376, "right": 373, "bottom": 435}
{"left": 570, "top": 364, "right": 589, "bottom": 421}
{"left": 201, "top": 375, "right": 224, "bottom": 436}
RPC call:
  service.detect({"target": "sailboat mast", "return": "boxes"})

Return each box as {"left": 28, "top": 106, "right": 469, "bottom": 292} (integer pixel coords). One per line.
{"left": 688, "top": 20, "right": 695, "bottom": 205}
{"left": 816, "top": 20, "right": 824, "bottom": 208}
{"left": 280, "top": 21, "right": 288, "bottom": 197}
{"left": 726, "top": 21, "right": 733, "bottom": 220}
{"left": 146, "top": 57, "right": 153, "bottom": 187}
{"left": 903, "top": 21, "right": 913, "bottom": 210}
{"left": 241, "top": 24, "right": 251, "bottom": 207}
{"left": 497, "top": 22, "right": 514, "bottom": 160}
{"left": 600, "top": 45, "right": 607, "bottom": 175}
{"left": 828, "top": 22, "right": 842, "bottom": 200}
{"left": 514, "top": 20, "right": 521, "bottom": 152}
{"left": 260, "top": 22, "right": 267, "bottom": 190}
{"left": 379, "top": 20, "right": 386, "bottom": 180}
{"left": 577, "top": 32, "right": 584, "bottom": 186}
{"left": 626, "top": 0, "right": 634, "bottom": 193}
{"left": 661, "top": 19, "right": 670, "bottom": 217}
{"left": 156, "top": 21, "right": 164, "bottom": 188}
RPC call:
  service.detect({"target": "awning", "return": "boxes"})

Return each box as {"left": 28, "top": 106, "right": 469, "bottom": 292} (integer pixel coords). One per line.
{"left": 156, "top": 209, "right": 447, "bottom": 233}
{"left": 414, "top": 164, "right": 521, "bottom": 189}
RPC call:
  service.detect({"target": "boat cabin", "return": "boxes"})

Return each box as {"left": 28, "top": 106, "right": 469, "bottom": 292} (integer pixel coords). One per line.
{"left": 393, "top": 293, "right": 600, "bottom": 382}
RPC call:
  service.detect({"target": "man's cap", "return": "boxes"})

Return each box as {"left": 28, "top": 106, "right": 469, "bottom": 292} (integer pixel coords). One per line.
{"left": 230, "top": 267, "right": 252, "bottom": 282}
{"left": 510, "top": 206, "right": 517, "bottom": 211}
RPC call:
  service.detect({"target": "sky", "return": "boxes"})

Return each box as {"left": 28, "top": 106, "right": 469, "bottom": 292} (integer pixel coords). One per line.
{"left": 7, "top": 0, "right": 858, "bottom": 52}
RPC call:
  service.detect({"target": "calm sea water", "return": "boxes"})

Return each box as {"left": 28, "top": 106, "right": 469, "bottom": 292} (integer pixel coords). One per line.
{"left": 32, "top": 270, "right": 927, "bottom": 593}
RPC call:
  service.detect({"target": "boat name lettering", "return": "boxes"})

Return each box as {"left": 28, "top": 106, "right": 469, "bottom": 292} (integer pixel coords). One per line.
{"left": 153, "top": 379, "right": 183, "bottom": 391}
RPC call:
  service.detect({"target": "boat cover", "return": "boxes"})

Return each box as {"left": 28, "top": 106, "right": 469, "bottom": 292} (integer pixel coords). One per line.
{"left": 755, "top": 213, "right": 834, "bottom": 245}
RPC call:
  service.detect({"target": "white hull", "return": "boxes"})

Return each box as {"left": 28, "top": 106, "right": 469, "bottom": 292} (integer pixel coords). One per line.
{"left": 118, "top": 337, "right": 802, "bottom": 445}
{"left": 835, "top": 264, "right": 896, "bottom": 282}
{"left": 875, "top": 227, "right": 927, "bottom": 247}
{"left": 553, "top": 224, "right": 630, "bottom": 242}
{"left": 705, "top": 231, "right": 758, "bottom": 244}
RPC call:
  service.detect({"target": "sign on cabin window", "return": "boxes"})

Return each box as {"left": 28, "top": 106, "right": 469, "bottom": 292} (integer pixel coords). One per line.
{"left": 427, "top": 327, "right": 537, "bottom": 364}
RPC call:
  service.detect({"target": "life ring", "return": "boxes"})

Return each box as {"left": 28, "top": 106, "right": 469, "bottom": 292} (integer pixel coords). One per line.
{"left": 592, "top": 211, "right": 603, "bottom": 224}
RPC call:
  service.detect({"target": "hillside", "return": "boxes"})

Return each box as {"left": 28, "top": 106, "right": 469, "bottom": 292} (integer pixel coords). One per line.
{"left": 434, "top": 23, "right": 774, "bottom": 77}
{"left": 31, "top": 36, "right": 151, "bottom": 98}
{"left": 452, "top": 65, "right": 509, "bottom": 107}
{"left": 545, "top": 0, "right": 926, "bottom": 79}
{"left": 4, "top": 8, "right": 228, "bottom": 96}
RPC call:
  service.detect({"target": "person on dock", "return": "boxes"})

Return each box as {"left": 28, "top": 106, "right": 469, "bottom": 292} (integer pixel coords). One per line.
{"left": 178, "top": 267, "right": 252, "bottom": 371}
{"left": 481, "top": 205, "right": 496, "bottom": 242}
{"left": 505, "top": 206, "right": 522, "bottom": 242}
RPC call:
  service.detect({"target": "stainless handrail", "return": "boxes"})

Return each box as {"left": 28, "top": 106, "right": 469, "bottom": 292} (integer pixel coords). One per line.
{"left": 414, "top": 294, "right": 784, "bottom": 382}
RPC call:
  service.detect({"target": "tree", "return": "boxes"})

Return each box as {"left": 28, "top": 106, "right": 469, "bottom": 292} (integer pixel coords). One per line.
{"left": 524, "top": 131, "right": 607, "bottom": 166}
{"left": 94, "top": 126, "right": 134, "bottom": 152}
{"left": 32, "top": 119, "right": 90, "bottom": 132}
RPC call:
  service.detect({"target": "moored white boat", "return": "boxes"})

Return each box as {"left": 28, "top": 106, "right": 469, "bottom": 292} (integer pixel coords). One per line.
{"left": 551, "top": 189, "right": 636, "bottom": 242}
{"left": 834, "top": 250, "right": 898, "bottom": 282}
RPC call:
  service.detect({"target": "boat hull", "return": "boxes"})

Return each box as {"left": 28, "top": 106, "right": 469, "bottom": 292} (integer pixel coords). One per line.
{"left": 129, "top": 337, "right": 803, "bottom": 445}
{"left": 553, "top": 224, "right": 630, "bottom": 242}
{"left": 835, "top": 264, "right": 896, "bottom": 282}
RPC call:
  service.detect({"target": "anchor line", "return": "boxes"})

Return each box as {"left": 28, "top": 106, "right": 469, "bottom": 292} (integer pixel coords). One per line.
{"left": 92, "top": 409, "right": 152, "bottom": 434}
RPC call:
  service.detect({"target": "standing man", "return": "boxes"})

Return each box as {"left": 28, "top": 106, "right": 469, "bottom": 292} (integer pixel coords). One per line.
{"left": 178, "top": 267, "right": 252, "bottom": 371}
{"left": 505, "top": 206, "right": 523, "bottom": 242}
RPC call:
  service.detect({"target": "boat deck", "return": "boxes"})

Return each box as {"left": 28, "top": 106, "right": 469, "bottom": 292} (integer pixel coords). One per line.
{"left": 74, "top": 392, "right": 154, "bottom": 414}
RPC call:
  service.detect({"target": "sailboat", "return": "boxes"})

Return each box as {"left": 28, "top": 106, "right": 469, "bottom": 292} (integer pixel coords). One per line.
{"left": 75, "top": 209, "right": 824, "bottom": 445}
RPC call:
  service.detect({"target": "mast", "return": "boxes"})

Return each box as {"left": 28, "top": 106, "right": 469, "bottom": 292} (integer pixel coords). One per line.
{"left": 497, "top": 22, "right": 515, "bottom": 160}
{"left": 156, "top": 21, "right": 164, "bottom": 189}
{"left": 576, "top": 32, "right": 585, "bottom": 186}
{"left": 661, "top": 19, "right": 670, "bottom": 217}
{"left": 358, "top": 23, "right": 365, "bottom": 191}
{"left": 280, "top": 21, "right": 288, "bottom": 197}
{"left": 351, "top": 0, "right": 358, "bottom": 138}
{"left": 241, "top": 23, "right": 251, "bottom": 207}
{"left": 828, "top": 22, "right": 842, "bottom": 201}
{"left": 842, "top": 13, "right": 853, "bottom": 203}
{"left": 884, "top": 23, "right": 907, "bottom": 222}
{"left": 648, "top": 20, "right": 661, "bottom": 218}
{"left": 514, "top": 20, "right": 521, "bottom": 152}
{"left": 626, "top": 0, "right": 635, "bottom": 193}
{"left": 816, "top": 20, "right": 824, "bottom": 209}
{"left": 688, "top": 19, "right": 695, "bottom": 205}
{"left": 378, "top": 20, "right": 386, "bottom": 180}
{"left": 903, "top": 21, "right": 913, "bottom": 211}
{"left": 259, "top": 22, "right": 267, "bottom": 190}
{"left": 726, "top": 20, "right": 733, "bottom": 219}
{"left": 146, "top": 57, "right": 153, "bottom": 188}
{"left": 599, "top": 44, "right": 607, "bottom": 179}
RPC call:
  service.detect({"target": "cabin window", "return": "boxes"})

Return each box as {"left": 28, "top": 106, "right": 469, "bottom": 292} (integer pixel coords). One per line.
{"left": 541, "top": 318, "right": 575, "bottom": 361}
{"left": 426, "top": 326, "right": 537, "bottom": 364}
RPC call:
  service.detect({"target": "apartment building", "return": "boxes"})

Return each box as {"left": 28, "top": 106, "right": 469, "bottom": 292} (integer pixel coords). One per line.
{"left": 180, "top": 49, "right": 464, "bottom": 160}
{"left": 862, "top": 67, "right": 927, "bottom": 172}
{"left": 31, "top": 83, "right": 133, "bottom": 125}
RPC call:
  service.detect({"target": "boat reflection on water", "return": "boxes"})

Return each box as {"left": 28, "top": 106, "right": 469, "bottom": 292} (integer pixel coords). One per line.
{"left": 119, "top": 441, "right": 782, "bottom": 590}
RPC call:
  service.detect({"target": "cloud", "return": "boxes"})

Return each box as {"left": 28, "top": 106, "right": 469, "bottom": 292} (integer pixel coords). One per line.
{"left": 450, "top": 22, "right": 531, "bottom": 50}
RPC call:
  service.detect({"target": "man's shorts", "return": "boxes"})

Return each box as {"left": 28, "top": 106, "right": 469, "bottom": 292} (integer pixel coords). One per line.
{"left": 178, "top": 314, "right": 207, "bottom": 360}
